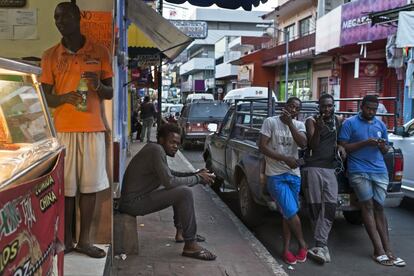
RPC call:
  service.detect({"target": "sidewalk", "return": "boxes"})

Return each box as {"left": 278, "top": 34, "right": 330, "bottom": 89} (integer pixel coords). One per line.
{"left": 111, "top": 128, "right": 287, "bottom": 276}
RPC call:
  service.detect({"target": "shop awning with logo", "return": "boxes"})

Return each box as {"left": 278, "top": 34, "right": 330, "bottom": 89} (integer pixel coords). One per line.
{"left": 165, "top": 0, "right": 268, "bottom": 11}
{"left": 126, "top": 0, "right": 193, "bottom": 60}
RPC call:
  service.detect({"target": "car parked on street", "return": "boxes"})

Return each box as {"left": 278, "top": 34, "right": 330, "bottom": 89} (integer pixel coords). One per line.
{"left": 178, "top": 100, "right": 228, "bottom": 149}
{"left": 389, "top": 118, "right": 414, "bottom": 198}
{"left": 203, "top": 99, "right": 404, "bottom": 226}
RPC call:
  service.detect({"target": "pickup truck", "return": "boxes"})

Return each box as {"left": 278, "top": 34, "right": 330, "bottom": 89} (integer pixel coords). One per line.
{"left": 203, "top": 99, "right": 405, "bottom": 226}
{"left": 389, "top": 118, "right": 414, "bottom": 198}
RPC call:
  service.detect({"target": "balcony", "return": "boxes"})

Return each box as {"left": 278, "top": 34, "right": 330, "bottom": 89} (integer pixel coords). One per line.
{"left": 262, "top": 31, "right": 316, "bottom": 66}
{"left": 215, "top": 63, "right": 239, "bottom": 79}
{"left": 179, "top": 58, "right": 215, "bottom": 76}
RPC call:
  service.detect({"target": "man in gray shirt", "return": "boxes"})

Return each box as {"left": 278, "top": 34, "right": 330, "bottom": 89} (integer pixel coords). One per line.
{"left": 119, "top": 123, "right": 216, "bottom": 260}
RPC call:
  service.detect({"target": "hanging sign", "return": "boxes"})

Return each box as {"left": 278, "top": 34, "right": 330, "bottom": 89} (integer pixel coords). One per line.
{"left": 170, "top": 20, "right": 208, "bottom": 39}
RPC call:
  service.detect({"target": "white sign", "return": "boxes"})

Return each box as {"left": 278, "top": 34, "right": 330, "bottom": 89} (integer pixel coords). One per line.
{"left": 170, "top": 20, "right": 208, "bottom": 39}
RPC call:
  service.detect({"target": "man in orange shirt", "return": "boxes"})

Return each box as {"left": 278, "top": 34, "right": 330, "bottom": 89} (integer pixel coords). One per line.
{"left": 40, "top": 1, "right": 113, "bottom": 258}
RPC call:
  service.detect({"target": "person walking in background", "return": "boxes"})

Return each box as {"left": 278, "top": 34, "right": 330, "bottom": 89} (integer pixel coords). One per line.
{"left": 40, "top": 0, "right": 113, "bottom": 258}
{"left": 339, "top": 95, "right": 405, "bottom": 267}
{"left": 259, "top": 97, "right": 308, "bottom": 265}
{"left": 375, "top": 94, "right": 388, "bottom": 123}
{"left": 140, "top": 95, "right": 156, "bottom": 142}
{"left": 303, "top": 94, "right": 345, "bottom": 264}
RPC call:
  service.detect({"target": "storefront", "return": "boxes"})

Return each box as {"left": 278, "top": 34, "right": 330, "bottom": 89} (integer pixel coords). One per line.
{"left": 336, "top": 0, "right": 407, "bottom": 123}
{"left": 278, "top": 61, "right": 312, "bottom": 101}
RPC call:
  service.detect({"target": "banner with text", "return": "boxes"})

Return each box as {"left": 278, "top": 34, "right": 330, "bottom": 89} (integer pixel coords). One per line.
{"left": 0, "top": 152, "right": 65, "bottom": 276}
{"left": 340, "top": 0, "right": 406, "bottom": 46}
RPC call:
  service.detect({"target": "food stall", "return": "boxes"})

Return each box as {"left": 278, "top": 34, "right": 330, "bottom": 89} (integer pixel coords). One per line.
{"left": 0, "top": 57, "right": 64, "bottom": 276}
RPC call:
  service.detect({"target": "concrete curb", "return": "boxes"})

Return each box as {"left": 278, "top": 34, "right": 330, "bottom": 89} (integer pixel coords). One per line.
{"left": 176, "top": 150, "right": 287, "bottom": 276}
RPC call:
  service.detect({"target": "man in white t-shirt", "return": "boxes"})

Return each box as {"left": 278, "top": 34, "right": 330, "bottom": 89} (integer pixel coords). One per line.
{"left": 259, "top": 97, "right": 308, "bottom": 265}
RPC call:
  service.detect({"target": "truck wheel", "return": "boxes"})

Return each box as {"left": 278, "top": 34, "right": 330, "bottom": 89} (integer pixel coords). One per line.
{"left": 238, "top": 177, "right": 263, "bottom": 227}
{"left": 343, "top": 210, "right": 363, "bottom": 225}
{"left": 205, "top": 155, "right": 222, "bottom": 193}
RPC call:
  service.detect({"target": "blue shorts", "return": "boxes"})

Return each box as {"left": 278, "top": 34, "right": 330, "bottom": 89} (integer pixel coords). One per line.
{"left": 348, "top": 173, "right": 388, "bottom": 206}
{"left": 267, "top": 173, "right": 301, "bottom": 219}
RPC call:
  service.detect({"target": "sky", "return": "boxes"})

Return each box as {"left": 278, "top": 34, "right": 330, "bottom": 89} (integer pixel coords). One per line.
{"left": 163, "top": 0, "right": 279, "bottom": 19}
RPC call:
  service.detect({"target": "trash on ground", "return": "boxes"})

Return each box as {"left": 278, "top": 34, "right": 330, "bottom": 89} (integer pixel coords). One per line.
{"left": 288, "top": 265, "right": 294, "bottom": 270}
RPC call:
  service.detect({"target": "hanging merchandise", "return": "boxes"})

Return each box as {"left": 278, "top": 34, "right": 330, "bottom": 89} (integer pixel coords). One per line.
{"left": 386, "top": 34, "right": 404, "bottom": 68}
{"left": 406, "top": 48, "right": 414, "bottom": 98}
{"left": 396, "top": 11, "right": 414, "bottom": 48}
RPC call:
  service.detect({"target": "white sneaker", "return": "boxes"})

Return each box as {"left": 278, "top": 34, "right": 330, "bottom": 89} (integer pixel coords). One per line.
{"left": 308, "top": 247, "right": 326, "bottom": 264}
{"left": 323, "top": 246, "right": 331, "bottom": 263}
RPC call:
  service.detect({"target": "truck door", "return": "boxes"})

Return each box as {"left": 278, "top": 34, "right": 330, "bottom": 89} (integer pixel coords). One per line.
{"left": 209, "top": 110, "right": 235, "bottom": 178}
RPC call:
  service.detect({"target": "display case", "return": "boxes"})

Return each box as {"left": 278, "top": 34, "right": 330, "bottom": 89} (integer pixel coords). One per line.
{"left": 0, "top": 57, "right": 60, "bottom": 187}
{"left": 0, "top": 57, "right": 64, "bottom": 276}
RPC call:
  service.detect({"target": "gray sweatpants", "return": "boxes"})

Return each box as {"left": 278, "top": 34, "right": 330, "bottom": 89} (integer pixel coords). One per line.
{"left": 119, "top": 186, "right": 197, "bottom": 241}
{"left": 302, "top": 167, "right": 338, "bottom": 247}
{"left": 141, "top": 117, "right": 154, "bottom": 142}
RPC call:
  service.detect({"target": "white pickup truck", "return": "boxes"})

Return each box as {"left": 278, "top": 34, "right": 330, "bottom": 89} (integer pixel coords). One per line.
{"left": 389, "top": 118, "right": 414, "bottom": 197}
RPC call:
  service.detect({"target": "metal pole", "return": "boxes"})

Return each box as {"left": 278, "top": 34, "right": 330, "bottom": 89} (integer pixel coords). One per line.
{"left": 157, "top": 0, "right": 163, "bottom": 128}
{"left": 284, "top": 30, "right": 289, "bottom": 102}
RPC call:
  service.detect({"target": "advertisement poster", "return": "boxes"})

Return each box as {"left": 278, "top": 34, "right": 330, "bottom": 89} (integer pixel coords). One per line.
{"left": 340, "top": 0, "right": 406, "bottom": 46}
{"left": 80, "top": 11, "right": 113, "bottom": 52}
{"left": 0, "top": 152, "right": 64, "bottom": 276}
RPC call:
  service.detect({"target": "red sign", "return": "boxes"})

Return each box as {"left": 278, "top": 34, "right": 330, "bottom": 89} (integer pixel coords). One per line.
{"left": 0, "top": 152, "right": 65, "bottom": 276}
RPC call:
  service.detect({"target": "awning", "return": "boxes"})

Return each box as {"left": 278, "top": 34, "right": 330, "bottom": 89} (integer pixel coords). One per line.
{"left": 128, "top": 24, "right": 157, "bottom": 48}
{"left": 165, "top": 0, "right": 268, "bottom": 11}
{"left": 126, "top": 0, "right": 193, "bottom": 60}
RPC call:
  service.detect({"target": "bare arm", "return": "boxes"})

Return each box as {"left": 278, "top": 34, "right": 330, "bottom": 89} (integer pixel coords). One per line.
{"left": 96, "top": 78, "right": 113, "bottom": 100}
{"left": 41, "top": 83, "right": 81, "bottom": 108}
{"left": 339, "top": 139, "right": 379, "bottom": 153}
{"left": 280, "top": 109, "right": 307, "bottom": 148}
{"left": 305, "top": 117, "right": 321, "bottom": 150}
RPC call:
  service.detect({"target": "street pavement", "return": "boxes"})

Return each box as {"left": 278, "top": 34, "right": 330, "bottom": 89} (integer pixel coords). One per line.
{"left": 182, "top": 146, "right": 414, "bottom": 276}
{"left": 111, "top": 131, "right": 287, "bottom": 276}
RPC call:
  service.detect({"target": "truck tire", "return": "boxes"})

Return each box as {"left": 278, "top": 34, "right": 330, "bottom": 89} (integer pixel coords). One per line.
{"left": 238, "top": 177, "right": 263, "bottom": 227}
{"left": 205, "top": 155, "right": 223, "bottom": 193}
{"left": 343, "top": 210, "right": 363, "bottom": 225}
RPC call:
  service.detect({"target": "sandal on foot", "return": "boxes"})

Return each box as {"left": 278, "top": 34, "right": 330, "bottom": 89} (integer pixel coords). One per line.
{"left": 387, "top": 254, "right": 406, "bottom": 267}
{"left": 64, "top": 246, "right": 75, "bottom": 254}
{"left": 176, "top": 234, "right": 206, "bottom": 243}
{"left": 182, "top": 247, "right": 216, "bottom": 261}
{"left": 75, "top": 244, "right": 106, "bottom": 258}
{"left": 373, "top": 254, "right": 393, "bottom": 266}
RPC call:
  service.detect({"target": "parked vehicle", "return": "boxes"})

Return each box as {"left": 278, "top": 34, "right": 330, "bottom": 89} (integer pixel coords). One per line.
{"left": 178, "top": 100, "right": 229, "bottom": 149}
{"left": 203, "top": 98, "right": 404, "bottom": 226}
{"left": 223, "top": 86, "right": 276, "bottom": 105}
{"left": 389, "top": 118, "right": 414, "bottom": 198}
{"left": 185, "top": 93, "right": 214, "bottom": 103}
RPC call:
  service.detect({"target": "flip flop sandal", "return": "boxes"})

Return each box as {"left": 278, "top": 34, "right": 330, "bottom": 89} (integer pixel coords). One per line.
{"left": 176, "top": 234, "right": 206, "bottom": 243}
{"left": 373, "top": 254, "right": 393, "bottom": 266}
{"left": 389, "top": 256, "right": 406, "bottom": 267}
{"left": 182, "top": 247, "right": 216, "bottom": 261}
{"left": 75, "top": 245, "right": 106, "bottom": 259}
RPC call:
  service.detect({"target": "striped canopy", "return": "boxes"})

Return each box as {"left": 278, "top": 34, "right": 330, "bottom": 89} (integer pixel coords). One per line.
{"left": 165, "top": 0, "right": 268, "bottom": 11}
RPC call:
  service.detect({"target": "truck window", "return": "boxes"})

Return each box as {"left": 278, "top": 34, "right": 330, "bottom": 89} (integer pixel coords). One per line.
{"left": 219, "top": 112, "right": 234, "bottom": 138}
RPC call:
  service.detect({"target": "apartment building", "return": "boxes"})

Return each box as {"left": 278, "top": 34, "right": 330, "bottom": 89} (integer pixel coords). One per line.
{"left": 178, "top": 8, "right": 269, "bottom": 99}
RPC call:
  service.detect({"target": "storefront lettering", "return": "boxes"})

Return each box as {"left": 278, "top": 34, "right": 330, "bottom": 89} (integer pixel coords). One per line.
{"left": 0, "top": 201, "right": 21, "bottom": 239}
{"left": 0, "top": 239, "right": 19, "bottom": 274}
{"left": 20, "top": 197, "right": 36, "bottom": 228}
{"left": 34, "top": 176, "right": 54, "bottom": 197}
{"left": 12, "top": 259, "right": 30, "bottom": 276}
{"left": 342, "top": 16, "right": 371, "bottom": 30}
{"left": 39, "top": 191, "right": 57, "bottom": 213}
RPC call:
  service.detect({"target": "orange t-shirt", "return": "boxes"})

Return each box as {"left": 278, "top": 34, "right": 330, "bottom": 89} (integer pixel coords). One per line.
{"left": 40, "top": 39, "right": 113, "bottom": 132}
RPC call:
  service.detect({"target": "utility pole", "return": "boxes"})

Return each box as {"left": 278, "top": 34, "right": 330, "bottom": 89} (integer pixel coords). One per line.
{"left": 284, "top": 30, "right": 289, "bottom": 102}
{"left": 157, "top": 0, "right": 163, "bottom": 127}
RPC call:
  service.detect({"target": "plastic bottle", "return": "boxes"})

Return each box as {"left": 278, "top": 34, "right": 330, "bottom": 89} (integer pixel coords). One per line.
{"left": 76, "top": 78, "right": 88, "bottom": 112}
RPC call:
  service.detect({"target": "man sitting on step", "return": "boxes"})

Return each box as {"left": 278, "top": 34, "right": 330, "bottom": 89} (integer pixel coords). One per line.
{"left": 119, "top": 123, "right": 217, "bottom": 261}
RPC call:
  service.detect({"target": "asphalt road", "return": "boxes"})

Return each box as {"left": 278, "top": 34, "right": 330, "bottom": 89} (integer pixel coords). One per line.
{"left": 182, "top": 146, "right": 414, "bottom": 276}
